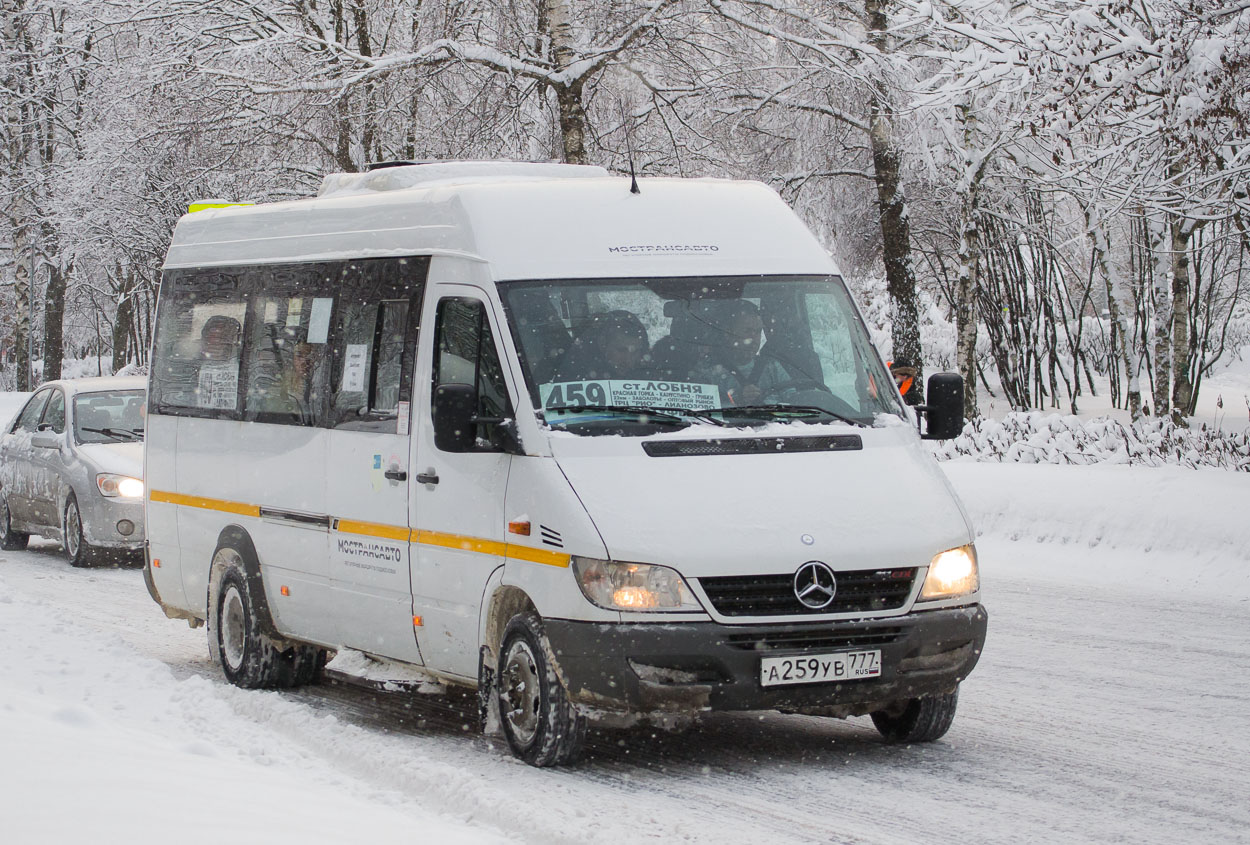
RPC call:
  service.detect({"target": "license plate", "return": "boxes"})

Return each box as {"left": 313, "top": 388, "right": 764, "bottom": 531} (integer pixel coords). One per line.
{"left": 759, "top": 650, "right": 882, "bottom": 687}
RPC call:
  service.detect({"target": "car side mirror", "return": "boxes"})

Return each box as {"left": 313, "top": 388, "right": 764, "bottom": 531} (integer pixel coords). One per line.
{"left": 433, "top": 383, "right": 525, "bottom": 455}
{"left": 920, "top": 373, "right": 965, "bottom": 441}
{"left": 31, "top": 431, "right": 62, "bottom": 450}
{"left": 433, "top": 383, "right": 478, "bottom": 452}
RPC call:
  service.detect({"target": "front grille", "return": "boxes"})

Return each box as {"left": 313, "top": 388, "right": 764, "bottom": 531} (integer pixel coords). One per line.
{"left": 724, "top": 625, "right": 905, "bottom": 652}
{"left": 698, "top": 568, "right": 917, "bottom": 617}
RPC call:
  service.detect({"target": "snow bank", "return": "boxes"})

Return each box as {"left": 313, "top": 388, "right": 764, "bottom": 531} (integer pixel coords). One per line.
{"left": 934, "top": 411, "right": 1250, "bottom": 471}
{"left": 943, "top": 462, "right": 1250, "bottom": 600}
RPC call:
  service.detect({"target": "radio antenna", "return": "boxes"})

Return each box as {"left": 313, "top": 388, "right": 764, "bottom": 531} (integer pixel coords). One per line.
{"left": 619, "top": 101, "right": 641, "bottom": 195}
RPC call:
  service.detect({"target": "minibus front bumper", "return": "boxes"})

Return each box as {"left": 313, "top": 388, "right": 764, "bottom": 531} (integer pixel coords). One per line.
{"left": 544, "top": 604, "right": 987, "bottom": 717}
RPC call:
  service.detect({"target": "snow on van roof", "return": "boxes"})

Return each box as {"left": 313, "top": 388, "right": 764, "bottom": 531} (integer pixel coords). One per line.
{"left": 166, "top": 173, "right": 839, "bottom": 279}
{"left": 317, "top": 161, "right": 611, "bottom": 198}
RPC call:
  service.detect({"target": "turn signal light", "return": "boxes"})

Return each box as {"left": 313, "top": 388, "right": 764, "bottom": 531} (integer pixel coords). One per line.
{"left": 280, "top": 585, "right": 290, "bottom": 596}
{"left": 508, "top": 520, "right": 531, "bottom": 536}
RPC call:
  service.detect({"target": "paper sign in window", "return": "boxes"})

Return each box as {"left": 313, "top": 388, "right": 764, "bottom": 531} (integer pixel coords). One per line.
{"left": 308, "top": 297, "right": 334, "bottom": 344}
{"left": 343, "top": 343, "right": 369, "bottom": 392}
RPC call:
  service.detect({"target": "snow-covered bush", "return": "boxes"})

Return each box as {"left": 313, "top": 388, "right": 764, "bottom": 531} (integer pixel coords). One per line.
{"left": 933, "top": 412, "right": 1250, "bottom": 472}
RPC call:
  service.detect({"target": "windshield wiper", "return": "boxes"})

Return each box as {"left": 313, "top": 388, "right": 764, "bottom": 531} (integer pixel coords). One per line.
{"left": 708, "top": 404, "right": 867, "bottom": 428}
{"left": 80, "top": 426, "right": 141, "bottom": 441}
{"left": 548, "top": 405, "right": 723, "bottom": 427}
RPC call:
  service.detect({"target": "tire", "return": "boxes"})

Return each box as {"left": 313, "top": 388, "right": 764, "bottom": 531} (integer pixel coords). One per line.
{"left": 212, "top": 556, "right": 291, "bottom": 689}
{"left": 871, "top": 687, "right": 959, "bottom": 744}
{"left": 63, "top": 494, "right": 97, "bottom": 567}
{"left": 0, "top": 496, "right": 29, "bottom": 551}
{"left": 497, "top": 612, "right": 588, "bottom": 767}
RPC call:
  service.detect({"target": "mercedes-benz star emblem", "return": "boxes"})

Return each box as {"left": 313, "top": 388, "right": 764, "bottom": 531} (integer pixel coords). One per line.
{"left": 793, "top": 561, "right": 838, "bottom": 610}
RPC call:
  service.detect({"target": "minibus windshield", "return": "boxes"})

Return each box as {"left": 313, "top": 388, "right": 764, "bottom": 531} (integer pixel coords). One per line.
{"left": 499, "top": 275, "right": 904, "bottom": 434}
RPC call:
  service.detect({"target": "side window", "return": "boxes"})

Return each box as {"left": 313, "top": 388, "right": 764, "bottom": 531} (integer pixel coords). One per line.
{"left": 328, "top": 258, "right": 424, "bottom": 432}
{"left": 12, "top": 390, "right": 51, "bottom": 433}
{"left": 150, "top": 269, "right": 246, "bottom": 417}
{"left": 240, "top": 264, "right": 335, "bottom": 427}
{"left": 41, "top": 390, "right": 66, "bottom": 434}
{"left": 433, "top": 297, "right": 513, "bottom": 451}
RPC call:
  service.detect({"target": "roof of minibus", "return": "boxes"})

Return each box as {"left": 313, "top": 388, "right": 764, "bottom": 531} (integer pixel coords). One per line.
{"left": 163, "top": 163, "right": 840, "bottom": 280}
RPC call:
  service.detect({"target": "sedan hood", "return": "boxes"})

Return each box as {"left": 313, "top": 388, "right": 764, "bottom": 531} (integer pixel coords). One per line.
{"left": 550, "top": 425, "right": 971, "bottom": 578}
{"left": 77, "top": 442, "right": 144, "bottom": 478}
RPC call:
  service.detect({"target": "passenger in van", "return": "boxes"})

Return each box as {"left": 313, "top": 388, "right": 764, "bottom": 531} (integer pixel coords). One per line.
{"left": 196, "top": 315, "right": 241, "bottom": 410}
{"left": 554, "top": 311, "right": 650, "bottom": 382}
{"left": 598, "top": 312, "right": 650, "bottom": 379}
{"left": 690, "top": 301, "right": 767, "bottom": 404}
{"left": 271, "top": 341, "right": 324, "bottom": 421}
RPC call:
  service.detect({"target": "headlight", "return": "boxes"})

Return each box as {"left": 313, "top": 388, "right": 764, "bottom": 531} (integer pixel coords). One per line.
{"left": 572, "top": 557, "right": 703, "bottom": 612}
{"left": 97, "top": 473, "right": 144, "bottom": 499}
{"left": 919, "top": 544, "right": 979, "bottom": 600}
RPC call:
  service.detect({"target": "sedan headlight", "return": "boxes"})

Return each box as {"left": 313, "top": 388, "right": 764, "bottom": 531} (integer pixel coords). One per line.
{"left": 919, "top": 544, "right": 979, "bottom": 600}
{"left": 572, "top": 557, "right": 703, "bottom": 612}
{"left": 97, "top": 473, "right": 144, "bottom": 498}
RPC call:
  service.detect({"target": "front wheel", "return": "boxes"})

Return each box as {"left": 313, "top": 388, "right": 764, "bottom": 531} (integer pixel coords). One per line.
{"left": 63, "top": 494, "right": 97, "bottom": 567}
{"left": 497, "top": 613, "right": 588, "bottom": 767}
{"left": 871, "top": 688, "right": 959, "bottom": 743}
{"left": 0, "top": 496, "right": 29, "bottom": 551}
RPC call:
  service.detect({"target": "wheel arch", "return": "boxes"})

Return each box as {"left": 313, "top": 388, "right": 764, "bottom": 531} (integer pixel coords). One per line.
{"left": 207, "top": 524, "right": 283, "bottom": 641}
{"left": 479, "top": 582, "right": 538, "bottom": 667}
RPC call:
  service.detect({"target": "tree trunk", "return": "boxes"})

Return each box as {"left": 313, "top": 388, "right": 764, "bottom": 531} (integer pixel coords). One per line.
{"left": 865, "top": 0, "right": 922, "bottom": 376}
{"left": 42, "top": 258, "right": 66, "bottom": 381}
{"left": 1086, "top": 209, "right": 1142, "bottom": 419}
{"left": 11, "top": 220, "right": 33, "bottom": 391}
{"left": 544, "top": 0, "right": 589, "bottom": 165}
{"left": 112, "top": 265, "right": 134, "bottom": 373}
{"left": 1146, "top": 214, "right": 1170, "bottom": 417}
{"left": 1170, "top": 216, "right": 1193, "bottom": 421}
{"left": 955, "top": 191, "right": 980, "bottom": 420}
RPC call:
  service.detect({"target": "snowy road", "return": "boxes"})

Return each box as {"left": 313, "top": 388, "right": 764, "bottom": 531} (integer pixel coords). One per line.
{"left": 2, "top": 464, "right": 1249, "bottom": 844}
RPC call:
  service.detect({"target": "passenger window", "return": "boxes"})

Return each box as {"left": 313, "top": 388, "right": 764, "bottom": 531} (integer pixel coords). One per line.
{"left": 433, "top": 297, "right": 513, "bottom": 450}
{"left": 12, "top": 390, "right": 50, "bottom": 433}
{"left": 329, "top": 259, "right": 422, "bottom": 432}
{"left": 41, "top": 390, "right": 66, "bottom": 434}
{"left": 150, "top": 269, "right": 246, "bottom": 416}
{"left": 240, "top": 264, "right": 336, "bottom": 427}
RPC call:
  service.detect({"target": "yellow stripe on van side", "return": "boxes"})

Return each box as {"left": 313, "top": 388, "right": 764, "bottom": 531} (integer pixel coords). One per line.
{"left": 149, "top": 491, "right": 570, "bottom": 568}
{"left": 505, "top": 544, "right": 571, "bottom": 568}
{"left": 148, "top": 489, "right": 261, "bottom": 518}
{"left": 335, "top": 519, "right": 411, "bottom": 542}
{"left": 415, "top": 529, "right": 507, "bottom": 557}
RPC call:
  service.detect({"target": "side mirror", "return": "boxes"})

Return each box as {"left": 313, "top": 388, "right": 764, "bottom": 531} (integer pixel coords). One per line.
{"left": 920, "top": 373, "right": 965, "bottom": 441}
{"left": 433, "top": 383, "right": 478, "bottom": 452}
{"left": 31, "top": 431, "right": 62, "bottom": 449}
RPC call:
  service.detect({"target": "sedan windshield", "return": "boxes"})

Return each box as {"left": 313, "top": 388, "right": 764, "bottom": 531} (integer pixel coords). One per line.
{"left": 74, "top": 390, "right": 145, "bottom": 443}
{"left": 499, "top": 275, "right": 903, "bottom": 434}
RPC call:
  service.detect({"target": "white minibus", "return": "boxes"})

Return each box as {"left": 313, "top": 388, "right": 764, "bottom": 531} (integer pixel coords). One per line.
{"left": 144, "top": 161, "right": 987, "bottom": 766}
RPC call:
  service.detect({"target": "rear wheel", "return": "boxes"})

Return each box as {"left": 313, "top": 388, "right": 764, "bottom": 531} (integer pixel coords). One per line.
{"left": 0, "top": 496, "right": 29, "bottom": 551}
{"left": 497, "top": 613, "right": 587, "bottom": 767}
{"left": 871, "top": 688, "right": 959, "bottom": 743}
{"left": 63, "top": 495, "right": 97, "bottom": 567}
{"left": 210, "top": 548, "right": 326, "bottom": 689}
{"left": 212, "top": 553, "right": 289, "bottom": 689}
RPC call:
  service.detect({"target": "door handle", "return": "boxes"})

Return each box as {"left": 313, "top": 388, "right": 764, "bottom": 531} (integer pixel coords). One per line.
{"left": 384, "top": 469, "right": 407, "bottom": 482}
{"left": 416, "top": 471, "right": 439, "bottom": 486}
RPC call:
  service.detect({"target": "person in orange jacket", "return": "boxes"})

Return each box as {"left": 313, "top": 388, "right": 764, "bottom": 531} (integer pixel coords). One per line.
{"left": 888, "top": 359, "right": 923, "bottom": 406}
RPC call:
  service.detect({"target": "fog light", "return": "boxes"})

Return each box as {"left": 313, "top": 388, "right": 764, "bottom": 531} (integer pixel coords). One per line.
{"left": 116, "top": 519, "right": 135, "bottom": 537}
